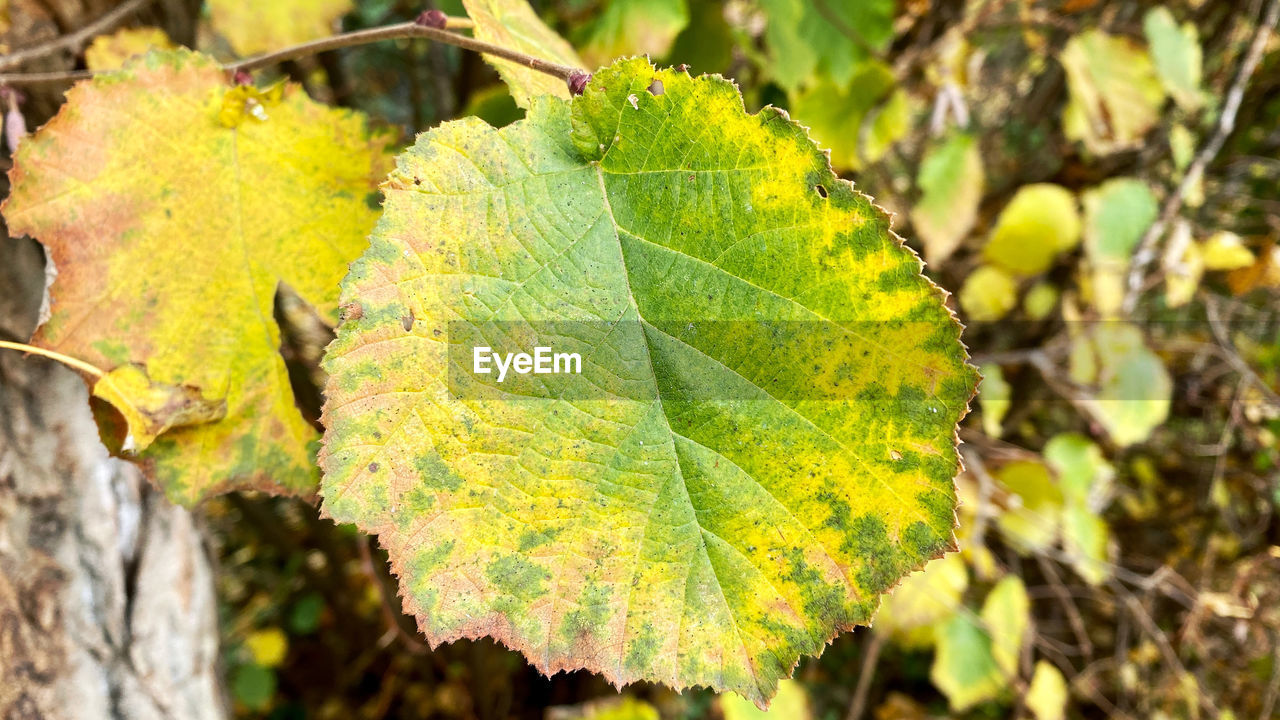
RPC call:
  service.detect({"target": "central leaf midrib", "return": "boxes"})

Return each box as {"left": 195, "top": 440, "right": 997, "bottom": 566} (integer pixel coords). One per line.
{"left": 593, "top": 164, "right": 760, "bottom": 693}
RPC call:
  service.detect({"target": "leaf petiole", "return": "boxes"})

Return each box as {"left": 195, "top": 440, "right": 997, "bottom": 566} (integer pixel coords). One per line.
{"left": 0, "top": 339, "right": 106, "bottom": 378}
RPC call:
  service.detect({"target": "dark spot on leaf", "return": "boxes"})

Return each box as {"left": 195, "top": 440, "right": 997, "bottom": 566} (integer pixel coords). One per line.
{"left": 815, "top": 184, "right": 828, "bottom": 198}
{"left": 401, "top": 310, "right": 415, "bottom": 332}
{"left": 368, "top": 462, "right": 379, "bottom": 473}
{"left": 647, "top": 79, "right": 664, "bottom": 96}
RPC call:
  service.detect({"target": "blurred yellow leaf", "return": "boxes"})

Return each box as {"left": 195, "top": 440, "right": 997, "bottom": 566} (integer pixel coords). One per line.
{"left": 979, "top": 363, "right": 1011, "bottom": 438}
{"left": 1201, "top": 231, "right": 1256, "bottom": 270}
{"left": 1046, "top": 435, "right": 1114, "bottom": 583}
{"left": 84, "top": 27, "right": 173, "bottom": 70}
{"left": 209, "top": 0, "right": 352, "bottom": 56}
{"left": 1169, "top": 123, "right": 1195, "bottom": 171}
{"left": 1082, "top": 178, "right": 1157, "bottom": 316}
{"left": 960, "top": 265, "right": 1019, "bottom": 322}
{"left": 875, "top": 553, "right": 968, "bottom": 647}
{"left": 1023, "top": 281, "right": 1060, "bottom": 320}
{"left": 864, "top": 89, "right": 911, "bottom": 164}
{"left": 580, "top": 0, "right": 689, "bottom": 67}
{"left": 1026, "top": 660, "right": 1069, "bottom": 720}
{"left": 245, "top": 628, "right": 288, "bottom": 668}
{"left": 789, "top": 62, "right": 896, "bottom": 171}
{"left": 1162, "top": 220, "right": 1201, "bottom": 308}
{"left": 1044, "top": 433, "right": 1113, "bottom": 505}
{"left": 982, "top": 575, "right": 1030, "bottom": 677}
{"left": 1073, "top": 323, "right": 1171, "bottom": 447}
{"left": 1062, "top": 505, "right": 1111, "bottom": 585}
{"left": 721, "top": 679, "right": 811, "bottom": 719}
{"left": 984, "top": 184, "right": 1080, "bottom": 276}
{"left": 548, "top": 697, "right": 660, "bottom": 720}
{"left": 1061, "top": 30, "right": 1166, "bottom": 155}
{"left": 995, "top": 460, "right": 1063, "bottom": 553}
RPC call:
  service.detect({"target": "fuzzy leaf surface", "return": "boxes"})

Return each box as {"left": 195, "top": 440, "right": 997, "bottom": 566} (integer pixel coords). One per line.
{"left": 321, "top": 58, "right": 975, "bottom": 706}
{"left": 3, "top": 50, "right": 390, "bottom": 504}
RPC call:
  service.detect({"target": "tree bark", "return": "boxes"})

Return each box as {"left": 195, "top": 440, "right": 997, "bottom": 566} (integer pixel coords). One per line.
{"left": 0, "top": 240, "right": 226, "bottom": 720}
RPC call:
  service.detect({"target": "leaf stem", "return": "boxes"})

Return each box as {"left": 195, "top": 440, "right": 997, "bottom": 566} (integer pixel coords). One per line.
{"left": 0, "top": 339, "right": 105, "bottom": 378}
{"left": 0, "top": 17, "right": 584, "bottom": 88}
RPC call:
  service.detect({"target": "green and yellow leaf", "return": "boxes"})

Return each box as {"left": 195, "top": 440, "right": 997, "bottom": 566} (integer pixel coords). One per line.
{"left": 321, "top": 58, "right": 976, "bottom": 706}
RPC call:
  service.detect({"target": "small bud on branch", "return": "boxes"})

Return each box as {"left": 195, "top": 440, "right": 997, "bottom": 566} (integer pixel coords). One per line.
{"left": 568, "top": 71, "right": 591, "bottom": 96}
{"left": 415, "top": 9, "right": 449, "bottom": 30}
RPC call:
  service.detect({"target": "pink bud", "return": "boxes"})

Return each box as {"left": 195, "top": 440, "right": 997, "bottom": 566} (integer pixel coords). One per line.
{"left": 1, "top": 87, "right": 26, "bottom": 153}
{"left": 415, "top": 9, "right": 448, "bottom": 29}
{"left": 568, "top": 71, "right": 591, "bottom": 96}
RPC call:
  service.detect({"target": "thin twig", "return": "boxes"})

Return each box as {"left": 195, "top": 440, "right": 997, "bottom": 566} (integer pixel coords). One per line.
{"left": 1036, "top": 554, "right": 1094, "bottom": 658}
{"left": 0, "top": 18, "right": 581, "bottom": 87}
{"left": 0, "top": 0, "right": 153, "bottom": 71}
{"left": 355, "top": 535, "right": 432, "bottom": 656}
{"left": 844, "top": 632, "right": 885, "bottom": 720}
{"left": 1122, "top": 0, "right": 1280, "bottom": 313}
{"left": 1206, "top": 294, "right": 1280, "bottom": 406}
{"left": 1261, "top": 630, "right": 1280, "bottom": 720}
